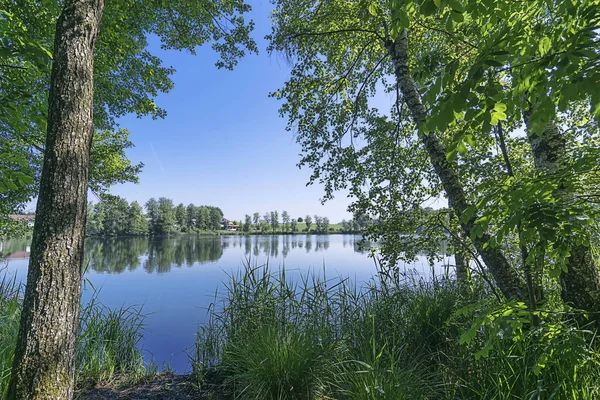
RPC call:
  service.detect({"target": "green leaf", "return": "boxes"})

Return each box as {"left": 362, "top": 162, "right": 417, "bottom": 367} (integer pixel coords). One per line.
{"left": 465, "top": 134, "right": 476, "bottom": 147}
{"left": 368, "top": 3, "right": 380, "bottom": 16}
{"left": 420, "top": 0, "right": 438, "bottom": 16}
{"left": 538, "top": 36, "right": 551, "bottom": 56}
{"left": 450, "top": 9, "right": 464, "bottom": 22}
{"left": 446, "top": 148, "right": 458, "bottom": 162}
{"left": 493, "top": 102, "right": 507, "bottom": 112}
{"left": 448, "top": 0, "right": 464, "bottom": 12}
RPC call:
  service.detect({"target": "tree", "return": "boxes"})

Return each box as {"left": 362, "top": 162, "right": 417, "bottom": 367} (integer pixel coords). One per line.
{"left": 145, "top": 198, "right": 159, "bottom": 234}
{"left": 341, "top": 219, "right": 349, "bottom": 232}
{"left": 243, "top": 214, "right": 252, "bottom": 233}
{"left": 127, "top": 201, "right": 148, "bottom": 236}
{"left": 196, "top": 206, "right": 209, "bottom": 231}
{"left": 270, "top": 210, "right": 279, "bottom": 233}
{"left": 269, "top": 0, "right": 600, "bottom": 312}
{"left": 0, "top": 0, "right": 257, "bottom": 227}
{"left": 291, "top": 218, "right": 298, "bottom": 233}
{"left": 209, "top": 206, "right": 224, "bottom": 230}
{"left": 297, "top": 217, "right": 303, "bottom": 223}
{"left": 175, "top": 203, "right": 187, "bottom": 232}
{"left": 314, "top": 215, "right": 323, "bottom": 233}
{"left": 263, "top": 212, "right": 271, "bottom": 231}
{"left": 102, "top": 196, "right": 129, "bottom": 236}
{"left": 86, "top": 202, "right": 105, "bottom": 236}
{"left": 186, "top": 203, "right": 197, "bottom": 230}
{"left": 8, "top": 0, "right": 257, "bottom": 392}
{"left": 156, "top": 197, "right": 176, "bottom": 235}
{"left": 8, "top": 0, "right": 104, "bottom": 397}
{"left": 253, "top": 212, "right": 260, "bottom": 230}
{"left": 322, "top": 217, "right": 330, "bottom": 233}
{"left": 282, "top": 210, "right": 290, "bottom": 232}
{"left": 305, "top": 214, "right": 312, "bottom": 232}
{"left": 260, "top": 220, "right": 271, "bottom": 233}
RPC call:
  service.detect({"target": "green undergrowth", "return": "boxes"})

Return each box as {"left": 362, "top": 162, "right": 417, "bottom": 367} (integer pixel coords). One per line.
{"left": 0, "top": 269, "right": 149, "bottom": 399}
{"left": 193, "top": 262, "right": 600, "bottom": 399}
{"left": 76, "top": 295, "right": 148, "bottom": 388}
{"left": 0, "top": 272, "right": 19, "bottom": 400}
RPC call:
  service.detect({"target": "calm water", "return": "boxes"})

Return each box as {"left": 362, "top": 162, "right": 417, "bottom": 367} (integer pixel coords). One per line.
{"left": 0, "top": 234, "right": 451, "bottom": 372}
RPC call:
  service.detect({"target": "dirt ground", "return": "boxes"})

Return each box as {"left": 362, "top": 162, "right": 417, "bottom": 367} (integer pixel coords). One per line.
{"left": 77, "top": 374, "right": 220, "bottom": 400}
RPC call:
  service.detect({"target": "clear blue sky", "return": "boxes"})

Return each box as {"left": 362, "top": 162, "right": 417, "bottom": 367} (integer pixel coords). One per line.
{"left": 108, "top": 0, "right": 354, "bottom": 223}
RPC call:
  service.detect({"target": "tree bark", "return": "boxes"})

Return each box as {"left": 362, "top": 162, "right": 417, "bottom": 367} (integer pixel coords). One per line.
{"left": 523, "top": 113, "right": 600, "bottom": 314}
{"left": 386, "top": 30, "right": 527, "bottom": 302}
{"left": 8, "top": 0, "right": 104, "bottom": 398}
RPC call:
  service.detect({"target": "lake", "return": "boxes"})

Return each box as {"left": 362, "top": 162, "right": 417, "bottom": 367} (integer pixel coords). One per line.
{"left": 0, "top": 234, "right": 452, "bottom": 372}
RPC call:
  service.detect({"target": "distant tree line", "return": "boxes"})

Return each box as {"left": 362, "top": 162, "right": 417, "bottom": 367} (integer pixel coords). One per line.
{"left": 86, "top": 196, "right": 224, "bottom": 237}
{"left": 86, "top": 199, "right": 371, "bottom": 237}
{"left": 235, "top": 211, "right": 372, "bottom": 234}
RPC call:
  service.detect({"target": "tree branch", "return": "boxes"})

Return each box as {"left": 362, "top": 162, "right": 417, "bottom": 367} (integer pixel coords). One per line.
{"left": 290, "top": 28, "right": 386, "bottom": 43}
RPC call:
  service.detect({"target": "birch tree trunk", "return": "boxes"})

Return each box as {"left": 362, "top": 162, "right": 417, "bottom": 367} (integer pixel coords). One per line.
{"left": 386, "top": 30, "right": 527, "bottom": 302}
{"left": 8, "top": 0, "right": 104, "bottom": 398}
{"left": 524, "top": 115, "right": 600, "bottom": 314}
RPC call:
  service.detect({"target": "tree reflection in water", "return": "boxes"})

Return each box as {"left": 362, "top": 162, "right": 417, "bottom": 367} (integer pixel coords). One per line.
{"left": 2, "top": 235, "right": 369, "bottom": 275}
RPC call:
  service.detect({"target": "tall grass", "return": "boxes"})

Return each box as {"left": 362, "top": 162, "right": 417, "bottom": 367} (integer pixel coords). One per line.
{"left": 0, "top": 268, "right": 147, "bottom": 398}
{"left": 76, "top": 296, "right": 147, "bottom": 387}
{"left": 194, "top": 261, "right": 600, "bottom": 399}
{"left": 0, "top": 271, "right": 20, "bottom": 399}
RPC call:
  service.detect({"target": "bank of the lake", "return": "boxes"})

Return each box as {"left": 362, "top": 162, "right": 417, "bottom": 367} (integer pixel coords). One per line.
{"left": 3, "top": 234, "right": 599, "bottom": 399}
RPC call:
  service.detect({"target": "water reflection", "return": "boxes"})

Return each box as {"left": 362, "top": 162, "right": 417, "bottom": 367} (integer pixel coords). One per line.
{"left": 1, "top": 235, "right": 368, "bottom": 275}
{"left": 0, "top": 237, "right": 31, "bottom": 260}
{"left": 1, "top": 233, "right": 444, "bottom": 374}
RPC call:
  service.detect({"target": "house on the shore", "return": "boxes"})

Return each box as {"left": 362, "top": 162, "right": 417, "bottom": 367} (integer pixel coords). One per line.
{"left": 222, "top": 218, "right": 240, "bottom": 231}
{"left": 9, "top": 214, "right": 35, "bottom": 228}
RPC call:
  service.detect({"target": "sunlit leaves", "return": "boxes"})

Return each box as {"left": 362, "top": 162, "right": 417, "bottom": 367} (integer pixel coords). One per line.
{"left": 490, "top": 102, "right": 507, "bottom": 125}
{"left": 1, "top": 0, "right": 256, "bottom": 222}
{"left": 269, "top": 0, "right": 600, "bottom": 285}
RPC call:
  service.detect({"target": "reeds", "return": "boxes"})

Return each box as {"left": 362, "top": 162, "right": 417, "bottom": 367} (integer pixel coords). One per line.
{"left": 193, "top": 260, "right": 600, "bottom": 399}
{"left": 0, "top": 269, "right": 147, "bottom": 398}
{"left": 0, "top": 271, "right": 20, "bottom": 399}
{"left": 76, "top": 295, "right": 146, "bottom": 387}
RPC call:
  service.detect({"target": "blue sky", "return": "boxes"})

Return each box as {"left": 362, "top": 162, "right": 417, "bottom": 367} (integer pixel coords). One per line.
{"left": 107, "top": 0, "right": 355, "bottom": 223}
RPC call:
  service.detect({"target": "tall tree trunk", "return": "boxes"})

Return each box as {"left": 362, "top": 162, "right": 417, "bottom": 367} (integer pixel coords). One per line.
{"left": 386, "top": 30, "right": 527, "bottom": 302}
{"left": 8, "top": 0, "right": 104, "bottom": 398}
{"left": 523, "top": 114, "right": 600, "bottom": 313}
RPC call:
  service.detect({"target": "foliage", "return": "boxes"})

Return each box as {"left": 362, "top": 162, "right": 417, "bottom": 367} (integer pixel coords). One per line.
{"left": 127, "top": 201, "right": 149, "bottom": 236}
{"left": 76, "top": 296, "right": 146, "bottom": 387}
{"left": 270, "top": 210, "right": 280, "bottom": 232}
{"left": 243, "top": 215, "right": 252, "bottom": 233}
{"left": 304, "top": 215, "right": 312, "bottom": 232}
{"left": 156, "top": 197, "right": 177, "bottom": 235}
{"left": 87, "top": 197, "right": 228, "bottom": 237}
{"left": 0, "top": 0, "right": 257, "bottom": 228}
{"left": 281, "top": 210, "right": 290, "bottom": 232}
{"left": 269, "top": 0, "right": 600, "bottom": 310}
{"left": 194, "top": 263, "right": 600, "bottom": 399}
{"left": 0, "top": 269, "right": 147, "bottom": 395}
{"left": 0, "top": 271, "right": 20, "bottom": 399}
